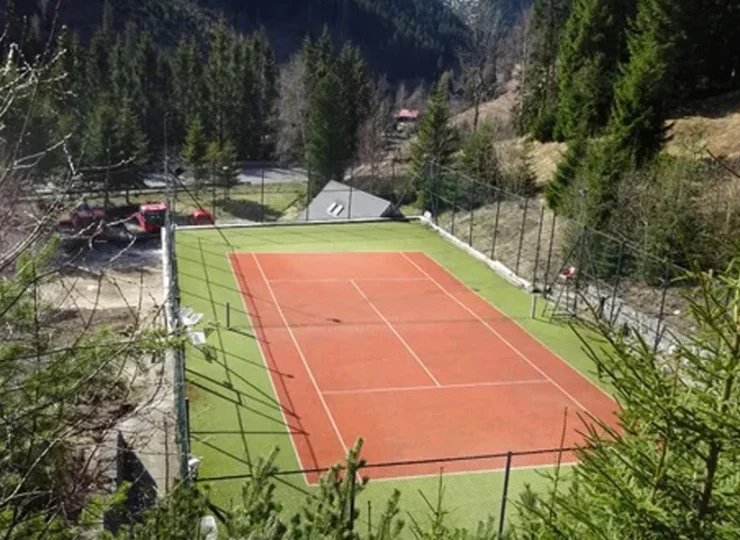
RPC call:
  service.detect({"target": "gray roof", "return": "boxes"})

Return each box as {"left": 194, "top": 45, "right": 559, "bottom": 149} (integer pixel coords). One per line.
{"left": 295, "top": 180, "right": 396, "bottom": 222}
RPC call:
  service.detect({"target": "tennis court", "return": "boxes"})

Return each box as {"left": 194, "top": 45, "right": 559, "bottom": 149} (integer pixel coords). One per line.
{"left": 228, "top": 250, "right": 617, "bottom": 482}
{"left": 178, "top": 221, "right": 617, "bottom": 525}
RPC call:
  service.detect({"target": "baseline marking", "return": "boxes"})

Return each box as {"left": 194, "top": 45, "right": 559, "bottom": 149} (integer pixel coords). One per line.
{"left": 399, "top": 253, "right": 592, "bottom": 414}
{"left": 252, "top": 253, "right": 349, "bottom": 454}
{"left": 268, "top": 278, "right": 429, "bottom": 283}
{"left": 322, "top": 379, "right": 549, "bottom": 396}
{"left": 227, "top": 254, "right": 310, "bottom": 480}
{"left": 350, "top": 279, "right": 441, "bottom": 388}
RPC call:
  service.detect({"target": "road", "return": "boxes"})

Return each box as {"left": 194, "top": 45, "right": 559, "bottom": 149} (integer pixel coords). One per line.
{"left": 142, "top": 164, "right": 308, "bottom": 189}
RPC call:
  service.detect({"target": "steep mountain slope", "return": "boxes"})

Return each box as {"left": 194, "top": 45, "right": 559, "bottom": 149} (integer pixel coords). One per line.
{"left": 3, "top": 0, "right": 467, "bottom": 81}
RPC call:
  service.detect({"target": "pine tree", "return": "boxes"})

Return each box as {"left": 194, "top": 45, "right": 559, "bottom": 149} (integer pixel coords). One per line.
{"left": 516, "top": 258, "right": 740, "bottom": 539}
{"left": 457, "top": 122, "right": 501, "bottom": 204}
{"left": 305, "top": 70, "right": 349, "bottom": 192}
{"left": 171, "top": 38, "right": 204, "bottom": 146}
{"left": 605, "top": 0, "right": 678, "bottom": 166}
{"left": 250, "top": 30, "right": 278, "bottom": 159}
{"left": 517, "top": 0, "right": 574, "bottom": 140}
{"left": 552, "top": 0, "right": 632, "bottom": 140}
{"left": 182, "top": 117, "right": 208, "bottom": 195}
{"left": 336, "top": 43, "right": 371, "bottom": 162}
{"left": 86, "top": 1, "right": 115, "bottom": 92}
{"left": 545, "top": 134, "right": 588, "bottom": 211}
{"left": 206, "top": 20, "right": 237, "bottom": 146}
{"left": 410, "top": 72, "right": 458, "bottom": 210}
{"left": 136, "top": 32, "right": 166, "bottom": 154}
{"left": 205, "top": 140, "right": 240, "bottom": 200}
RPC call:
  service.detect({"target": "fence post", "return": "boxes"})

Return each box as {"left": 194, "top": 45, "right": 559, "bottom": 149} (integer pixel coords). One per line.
{"left": 654, "top": 262, "right": 671, "bottom": 352}
{"left": 451, "top": 171, "right": 459, "bottom": 237}
{"left": 348, "top": 467, "right": 357, "bottom": 531}
{"left": 609, "top": 241, "right": 627, "bottom": 324}
{"left": 532, "top": 205, "right": 546, "bottom": 290}
{"left": 573, "top": 226, "right": 588, "bottom": 313}
{"left": 184, "top": 396, "right": 191, "bottom": 458}
{"left": 468, "top": 178, "right": 476, "bottom": 247}
{"left": 260, "top": 167, "right": 266, "bottom": 222}
{"left": 348, "top": 166, "right": 354, "bottom": 220}
{"left": 543, "top": 212, "right": 557, "bottom": 293}
{"left": 491, "top": 196, "right": 502, "bottom": 259}
{"left": 497, "top": 452, "right": 513, "bottom": 538}
{"left": 515, "top": 198, "right": 530, "bottom": 275}
{"left": 305, "top": 173, "right": 311, "bottom": 222}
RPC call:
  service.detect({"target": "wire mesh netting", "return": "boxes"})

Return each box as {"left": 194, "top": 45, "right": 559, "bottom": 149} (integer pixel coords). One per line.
{"left": 166, "top": 158, "right": 706, "bottom": 534}
{"left": 198, "top": 447, "right": 576, "bottom": 535}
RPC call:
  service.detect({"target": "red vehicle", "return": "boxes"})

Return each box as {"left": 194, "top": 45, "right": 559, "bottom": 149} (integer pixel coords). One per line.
{"left": 124, "top": 202, "right": 167, "bottom": 236}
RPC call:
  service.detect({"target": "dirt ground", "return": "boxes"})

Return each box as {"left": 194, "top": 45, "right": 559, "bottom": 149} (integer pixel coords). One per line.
{"left": 39, "top": 242, "right": 177, "bottom": 504}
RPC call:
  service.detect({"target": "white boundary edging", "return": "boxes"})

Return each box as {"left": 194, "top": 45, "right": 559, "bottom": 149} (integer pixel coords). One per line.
{"left": 175, "top": 216, "right": 402, "bottom": 232}
{"left": 416, "top": 215, "right": 535, "bottom": 293}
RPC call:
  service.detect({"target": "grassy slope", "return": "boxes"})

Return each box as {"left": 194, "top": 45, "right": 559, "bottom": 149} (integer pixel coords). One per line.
{"left": 177, "top": 221, "right": 610, "bottom": 530}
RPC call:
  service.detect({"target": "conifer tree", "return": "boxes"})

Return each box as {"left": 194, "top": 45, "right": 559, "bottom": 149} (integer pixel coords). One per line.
{"left": 606, "top": 0, "right": 677, "bottom": 165}
{"left": 545, "top": 133, "right": 588, "bottom": 211}
{"left": 517, "top": 0, "right": 574, "bottom": 140}
{"left": 206, "top": 20, "right": 237, "bottom": 146}
{"left": 306, "top": 70, "right": 349, "bottom": 192}
{"left": 182, "top": 116, "right": 208, "bottom": 195}
{"left": 457, "top": 122, "right": 501, "bottom": 195}
{"left": 171, "top": 38, "right": 204, "bottom": 146}
{"left": 516, "top": 258, "right": 740, "bottom": 539}
{"left": 410, "top": 73, "right": 458, "bottom": 210}
{"left": 552, "top": 0, "right": 631, "bottom": 140}
{"left": 136, "top": 32, "right": 166, "bottom": 153}
{"left": 249, "top": 30, "right": 279, "bottom": 159}
{"left": 336, "top": 43, "right": 371, "bottom": 162}
{"left": 86, "top": 1, "right": 115, "bottom": 92}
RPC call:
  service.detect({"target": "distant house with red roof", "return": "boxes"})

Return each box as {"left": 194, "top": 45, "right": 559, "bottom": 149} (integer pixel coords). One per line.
{"left": 393, "top": 109, "right": 421, "bottom": 122}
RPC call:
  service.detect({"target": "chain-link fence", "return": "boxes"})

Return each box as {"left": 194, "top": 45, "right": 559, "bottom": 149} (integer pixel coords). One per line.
{"left": 423, "top": 162, "right": 693, "bottom": 351}
{"left": 196, "top": 446, "right": 576, "bottom": 535}
{"left": 161, "top": 214, "right": 191, "bottom": 484}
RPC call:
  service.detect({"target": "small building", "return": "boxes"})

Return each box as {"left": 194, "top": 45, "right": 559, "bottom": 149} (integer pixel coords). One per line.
{"left": 393, "top": 109, "right": 421, "bottom": 122}
{"left": 296, "top": 180, "right": 401, "bottom": 222}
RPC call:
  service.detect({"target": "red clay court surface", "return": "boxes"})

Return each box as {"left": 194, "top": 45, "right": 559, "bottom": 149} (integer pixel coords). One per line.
{"left": 229, "top": 251, "right": 618, "bottom": 481}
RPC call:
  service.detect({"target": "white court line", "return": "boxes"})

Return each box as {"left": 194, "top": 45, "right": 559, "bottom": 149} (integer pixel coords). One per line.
{"left": 366, "top": 459, "right": 579, "bottom": 485}
{"left": 268, "top": 278, "right": 429, "bottom": 283}
{"left": 421, "top": 252, "right": 615, "bottom": 403}
{"left": 322, "top": 378, "right": 549, "bottom": 396}
{"left": 399, "top": 252, "right": 592, "bottom": 415}
{"left": 350, "top": 279, "right": 442, "bottom": 388}
{"left": 226, "top": 254, "right": 310, "bottom": 482}
{"left": 251, "top": 253, "right": 350, "bottom": 455}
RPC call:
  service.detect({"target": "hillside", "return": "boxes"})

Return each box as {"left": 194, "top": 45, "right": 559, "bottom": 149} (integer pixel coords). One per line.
{"left": 451, "top": 85, "right": 740, "bottom": 185}
{"left": 3, "top": 0, "right": 467, "bottom": 82}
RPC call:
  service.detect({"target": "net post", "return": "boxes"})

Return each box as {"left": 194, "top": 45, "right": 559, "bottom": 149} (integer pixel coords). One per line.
{"left": 515, "top": 198, "right": 529, "bottom": 275}
{"left": 225, "top": 301, "right": 230, "bottom": 329}
{"left": 498, "top": 451, "right": 513, "bottom": 538}
{"left": 490, "top": 195, "right": 502, "bottom": 259}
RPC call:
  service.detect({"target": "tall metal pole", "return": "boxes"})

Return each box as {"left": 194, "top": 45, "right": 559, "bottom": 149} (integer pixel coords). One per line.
{"left": 515, "top": 198, "right": 529, "bottom": 275}
{"left": 498, "top": 452, "right": 513, "bottom": 538}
